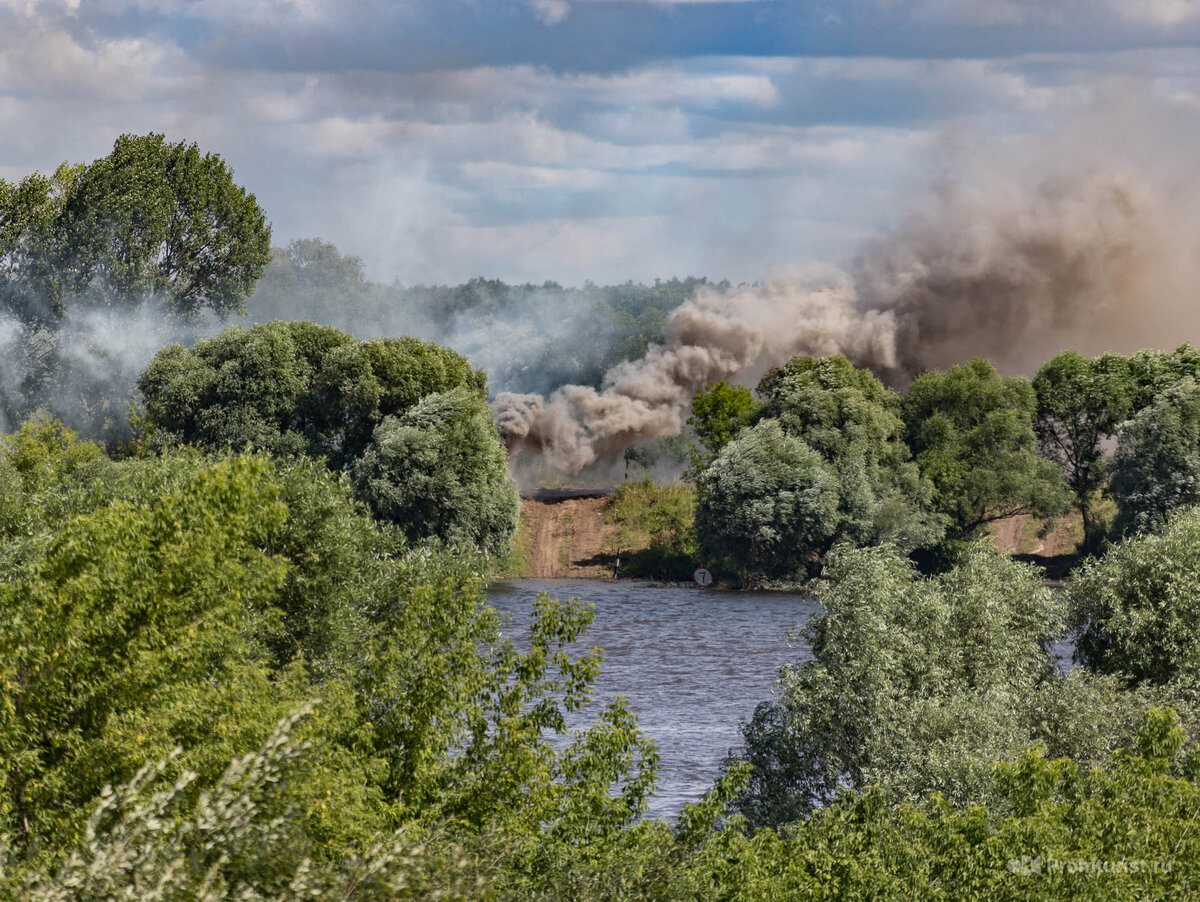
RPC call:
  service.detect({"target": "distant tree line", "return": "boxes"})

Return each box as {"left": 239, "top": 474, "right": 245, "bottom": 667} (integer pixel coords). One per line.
{"left": 247, "top": 237, "right": 725, "bottom": 397}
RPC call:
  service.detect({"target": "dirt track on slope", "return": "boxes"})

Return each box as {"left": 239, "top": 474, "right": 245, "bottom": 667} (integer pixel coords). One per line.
{"left": 522, "top": 494, "right": 619, "bottom": 578}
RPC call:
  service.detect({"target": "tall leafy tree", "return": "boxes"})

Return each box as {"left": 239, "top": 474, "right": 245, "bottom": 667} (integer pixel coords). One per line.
{"left": 46, "top": 133, "right": 271, "bottom": 320}
{"left": 353, "top": 387, "right": 521, "bottom": 556}
{"left": 695, "top": 419, "right": 839, "bottom": 584}
{"left": 138, "top": 321, "right": 484, "bottom": 461}
{"left": 0, "top": 164, "right": 83, "bottom": 325}
{"left": 727, "top": 542, "right": 1174, "bottom": 828}
{"left": 1033, "top": 350, "right": 1133, "bottom": 545}
{"left": 1072, "top": 505, "right": 1200, "bottom": 687}
{"left": 137, "top": 321, "right": 514, "bottom": 553}
{"left": 903, "top": 358, "right": 1069, "bottom": 542}
{"left": 757, "top": 355, "right": 943, "bottom": 553}
{"left": 686, "top": 380, "right": 758, "bottom": 476}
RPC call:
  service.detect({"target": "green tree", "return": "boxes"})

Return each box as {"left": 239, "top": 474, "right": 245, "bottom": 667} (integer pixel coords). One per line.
{"left": 0, "top": 456, "right": 323, "bottom": 852}
{"left": 1109, "top": 378, "right": 1200, "bottom": 537}
{"left": 728, "top": 542, "right": 1169, "bottom": 828}
{"left": 1071, "top": 506, "right": 1200, "bottom": 687}
{"left": 137, "top": 321, "right": 494, "bottom": 484}
{"left": 46, "top": 133, "right": 271, "bottom": 321}
{"left": 0, "top": 164, "right": 83, "bottom": 325}
{"left": 695, "top": 420, "right": 839, "bottom": 584}
{"left": 308, "top": 334, "right": 486, "bottom": 468}
{"left": 603, "top": 479, "right": 698, "bottom": 579}
{"left": 246, "top": 238, "right": 374, "bottom": 331}
{"left": 1033, "top": 350, "right": 1133, "bottom": 546}
{"left": 903, "top": 358, "right": 1069, "bottom": 543}
{"left": 352, "top": 387, "right": 520, "bottom": 556}
{"left": 686, "top": 381, "right": 758, "bottom": 475}
{"left": 1125, "top": 344, "right": 1200, "bottom": 411}
{"left": 705, "top": 711, "right": 1199, "bottom": 900}
{"left": 757, "top": 355, "right": 944, "bottom": 555}
{"left": 0, "top": 428, "right": 659, "bottom": 880}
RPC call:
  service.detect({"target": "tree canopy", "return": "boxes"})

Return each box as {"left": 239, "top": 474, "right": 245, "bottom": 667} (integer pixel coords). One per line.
{"left": 1072, "top": 506, "right": 1200, "bottom": 687}
{"left": 1109, "top": 378, "right": 1200, "bottom": 537}
{"left": 1033, "top": 349, "right": 1133, "bottom": 544}
{"left": 728, "top": 541, "right": 1188, "bottom": 829}
{"left": 903, "top": 358, "right": 1069, "bottom": 540}
{"left": 1, "top": 133, "right": 270, "bottom": 324}
{"left": 694, "top": 356, "right": 943, "bottom": 583}
{"left": 695, "top": 420, "right": 840, "bottom": 584}
{"left": 353, "top": 388, "right": 521, "bottom": 556}
{"left": 137, "top": 321, "right": 516, "bottom": 554}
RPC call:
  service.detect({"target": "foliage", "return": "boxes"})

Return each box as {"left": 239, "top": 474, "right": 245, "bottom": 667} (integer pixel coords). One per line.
{"left": 1071, "top": 506, "right": 1200, "bottom": 687}
{"left": 0, "top": 164, "right": 84, "bottom": 325}
{"left": 694, "top": 356, "right": 944, "bottom": 584}
{"left": 727, "top": 542, "right": 1167, "bottom": 828}
{"left": 352, "top": 388, "right": 520, "bottom": 556}
{"left": 247, "top": 238, "right": 373, "bottom": 327}
{"left": 1124, "top": 344, "right": 1200, "bottom": 410}
{"left": 1, "top": 134, "right": 269, "bottom": 325}
{"left": 701, "top": 711, "right": 1199, "bottom": 901}
{"left": 903, "top": 358, "right": 1070, "bottom": 542}
{"left": 686, "top": 381, "right": 758, "bottom": 476}
{"left": 139, "top": 321, "right": 483, "bottom": 464}
{"left": 695, "top": 420, "right": 840, "bottom": 584}
{"left": 0, "top": 429, "right": 663, "bottom": 889}
{"left": 136, "top": 322, "right": 514, "bottom": 552}
{"left": 4, "top": 707, "right": 481, "bottom": 902}
{"left": 1109, "top": 377, "right": 1200, "bottom": 537}
{"left": 1033, "top": 350, "right": 1133, "bottom": 547}
{"left": 603, "top": 479, "right": 699, "bottom": 579}
{"left": 757, "top": 355, "right": 944, "bottom": 554}
{"left": 0, "top": 455, "right": 327, "bottom": 853}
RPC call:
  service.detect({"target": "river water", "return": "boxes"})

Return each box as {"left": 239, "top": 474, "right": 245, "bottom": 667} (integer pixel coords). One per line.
{"left": 486, "top": 579, "right": 819, "bottom": 821}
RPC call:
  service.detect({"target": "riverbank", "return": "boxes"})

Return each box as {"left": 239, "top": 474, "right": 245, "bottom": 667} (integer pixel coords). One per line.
{"left": 511, "top": 491, "right": 1090, "bottom": 583}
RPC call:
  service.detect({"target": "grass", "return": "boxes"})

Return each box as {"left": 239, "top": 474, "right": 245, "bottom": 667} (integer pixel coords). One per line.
{"left": 602, "top": 479, "right": 700, "bottom": 580}
{"left": 491, "top": 509, "right": 532, "bottom": 579}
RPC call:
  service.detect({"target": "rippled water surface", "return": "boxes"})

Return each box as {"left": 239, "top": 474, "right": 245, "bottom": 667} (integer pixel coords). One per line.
{"left": 486, "top": 579, "right": 819, "bottom": 820}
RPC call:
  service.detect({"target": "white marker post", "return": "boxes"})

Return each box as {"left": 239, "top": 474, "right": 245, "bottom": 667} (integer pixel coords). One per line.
{"left": 693, "top": 567, "right": 713, "bottom": 588}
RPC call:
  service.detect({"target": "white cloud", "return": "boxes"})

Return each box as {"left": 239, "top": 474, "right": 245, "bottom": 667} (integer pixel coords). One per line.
{"left": 578, "top": 0, "right": 769, "bottom": 4}
{"left": 531, "top": 0, "right": 570, "bottom": 24}
{"left": 6, "top": 0, "right": 1200, "bottom": 288}
{"left": 1113, "top": 0, "right": 1200, "bottom": 25}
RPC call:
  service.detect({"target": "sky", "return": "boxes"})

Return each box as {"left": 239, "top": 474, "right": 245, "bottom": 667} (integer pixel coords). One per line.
{"left": 4, "top": 0, "right": 1200, "bottom": 286}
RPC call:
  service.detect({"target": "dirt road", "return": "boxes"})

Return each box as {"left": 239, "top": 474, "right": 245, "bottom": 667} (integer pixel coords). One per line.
{"left": 521, "top": 495, "right": 620, "bottom": 578}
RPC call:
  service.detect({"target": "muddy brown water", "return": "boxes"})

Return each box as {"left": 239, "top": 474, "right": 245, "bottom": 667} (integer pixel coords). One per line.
{"left": 486, "top": 579, "right": 819, "bottom": 820}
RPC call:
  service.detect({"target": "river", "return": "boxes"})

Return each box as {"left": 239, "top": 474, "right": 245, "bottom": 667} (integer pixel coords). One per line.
{"left": 486, "top": 578, "right": 819, "bottom": 821}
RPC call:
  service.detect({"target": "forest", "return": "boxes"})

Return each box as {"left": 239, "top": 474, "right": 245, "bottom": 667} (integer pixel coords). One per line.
{"left": 3, "top": 135, "right": 1200, "bottom": 899}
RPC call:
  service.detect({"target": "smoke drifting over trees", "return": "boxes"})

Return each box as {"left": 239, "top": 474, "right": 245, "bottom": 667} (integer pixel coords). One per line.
{"left": 5, "top": 102, "right": 1200, "bottom": 477}
{"left": 496, "top": 102, "right": 1200, "bottom": 474}
{"left": 494, "top": 271, "right": 898, "bottom": 473}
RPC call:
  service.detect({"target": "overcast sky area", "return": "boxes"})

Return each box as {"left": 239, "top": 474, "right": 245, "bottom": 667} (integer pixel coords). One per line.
{"left": 5, "top": 0, "right": 1200, "bottom": 286}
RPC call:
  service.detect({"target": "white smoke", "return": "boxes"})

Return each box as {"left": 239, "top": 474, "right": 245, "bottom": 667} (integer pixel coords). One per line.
{"left": 0, "top": 301, "right": 223, "bottom": 443}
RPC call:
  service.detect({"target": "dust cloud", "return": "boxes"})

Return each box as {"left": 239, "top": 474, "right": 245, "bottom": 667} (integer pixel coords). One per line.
{"left": 497, "top": 98, "right": 1200, "bottom": 474}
